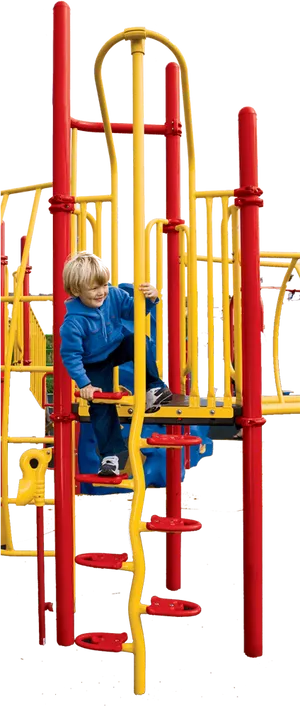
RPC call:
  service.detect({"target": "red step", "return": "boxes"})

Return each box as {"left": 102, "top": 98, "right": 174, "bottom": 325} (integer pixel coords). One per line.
{"left": 147, "top": 596, "right": 201, "bottom": 617}
{"left": 75, "top": 632, "right": 128, "bottom": 652}
{"left": 75, "top": 473, "right": 128, "bottom": 485}
{"left": 146, "top": 515, "right": 202, "bottom": 532}
{"left": 74, "top": 390, "right": 129, "bottom": 400}
{"left": 75, "top": 552, "right": 128, "bottom": 569}
{"left": 146, "top": 433, "right": 201, "bottom": 446}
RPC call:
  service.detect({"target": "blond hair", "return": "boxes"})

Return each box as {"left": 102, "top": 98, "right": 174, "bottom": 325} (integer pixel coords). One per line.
{"left": 63, "top": 252, "right": 110, "bottom": 296}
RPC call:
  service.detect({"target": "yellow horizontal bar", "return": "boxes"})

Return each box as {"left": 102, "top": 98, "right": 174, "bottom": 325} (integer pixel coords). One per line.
{"left": 262, "top": 395, "right": 300, "bottom": 403}
{"left": 1, "top": 295, "right": 53, "bottom": 302}
{"left": 260, "top": 251, "right": 300, "bottom": 259}
{"left": 1, "top": 366, "right": 53, "bottom": 372}
{"left": 195, "top": 190, "right": 234, "bottom": 198}
{"left": 1, "top": 550, "right": 55, "bottom": 557}
{"left": 1, "top": 182, "right": 52, "bottom": 195}
{"left": 260, "top": 261, "right": 296, "bottom": 268}
{"left": 139, "top": 522, "right": 150, "bottom": 532}
{"left": 5, "top": 437, "right": 54, "bottom": 444}
{"left": 262, "top": 403, "right": 300, "bottom": 415}
{"left": 121, "top": 562, "right": 134, "bottom": 572}
{"left": 139, "top": 604, "right": 148, "bottom": 615}
{"left": 122, "top": 405, "right": 234, "bottom": 420}
{"left": 196, "top": 255, "right": 234, "bottom": 265}
{"left": 6, "top": 498, "right": 54, "bottom": 505}
{"left": 75, "top": 195, "right": 112, "bottom": 203}
{"left": 122, "top": 643, "right": 134, "bottom": 654}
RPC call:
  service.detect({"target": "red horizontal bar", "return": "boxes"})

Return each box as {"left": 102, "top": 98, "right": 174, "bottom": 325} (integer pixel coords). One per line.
{"left": 75, "top": 473, "right": 128, "bottom": 485}
{"left": 183, "top": 551, "right": 240, "bottom": 561}
{"left": 71, "top": 118, "right": 166, "bottom": 135}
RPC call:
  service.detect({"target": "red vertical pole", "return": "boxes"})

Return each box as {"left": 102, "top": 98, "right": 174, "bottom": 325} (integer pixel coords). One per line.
{"left": 20, "top": 236, "right": 31, "bottom": 365}
{"left": 235, "top": 107, "right": 264, "bottom": 657}
{"left": 36, "top": 506, "right": 46, "bottom": 644}
{"left": 1, "top": 222, "right": 7, "bottom": 421}
{"left": 165, "top": 63, "right": 182, "bottom": 590}
{"left": 52, "top": 1, "right": 74, "bottom": 645}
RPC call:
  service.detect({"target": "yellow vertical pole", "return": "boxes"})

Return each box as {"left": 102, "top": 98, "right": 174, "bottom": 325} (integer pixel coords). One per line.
{"left": 70, "top": 128, "right": 77, "bottom": 255}
{"left": 94, "top": 202, "right": 102, "bottom": 256}
{"left": 156, "top": 221, "right": 163, "bottom": 379}
{"left": 221, "top": 197, "right": 232, "bottom": 407}
{"left": 206, "top": 197, "right": 215, "bottom": 407}
{"left": 189, "top": 194, "right": 199, "bottom": 402}
{"left": 179, "top": 228, "right": 186, "bottom": 392}
{"left": 127, "top": 32, "right": 146, "bottom": 697}
{"left": 231, "top": 205, "right": 242, "bottom": 405}
{"left": 80, "top": 202, "right": 87, "bottom": 251}
{"left": 145, "top": 221, "right": 151, "bottom": 339}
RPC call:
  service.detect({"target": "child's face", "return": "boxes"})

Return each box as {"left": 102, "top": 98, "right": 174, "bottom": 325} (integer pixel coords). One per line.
{"left": 79, "top": 280, "right": 109, "bottom": 308}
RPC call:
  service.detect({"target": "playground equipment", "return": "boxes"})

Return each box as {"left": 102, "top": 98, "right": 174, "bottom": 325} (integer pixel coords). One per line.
{"left": 1, "top": 2, "right": 300, "bottom": 696}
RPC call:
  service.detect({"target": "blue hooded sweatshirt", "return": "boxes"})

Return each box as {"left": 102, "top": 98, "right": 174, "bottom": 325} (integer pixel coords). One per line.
{"left": 60, "top": 284, "right": 158, "bottom": 389}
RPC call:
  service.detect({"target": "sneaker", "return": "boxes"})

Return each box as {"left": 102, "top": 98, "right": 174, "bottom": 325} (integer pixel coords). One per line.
{"left": 98, "top": 455, "right": 120, "bottom": 477}
{"left": 233, "top": 429, "right": 243, "bottom": 440}
{"left": 145, "top": 386, "right": 172, "bottom": 414}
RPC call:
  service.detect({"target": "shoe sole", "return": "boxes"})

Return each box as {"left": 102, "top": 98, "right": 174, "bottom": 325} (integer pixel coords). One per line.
{"left": 98, "top": 469, "right": 119, "bottom": 477}
{"left": 145, "top": 388, "right": 172, "bottom": 414}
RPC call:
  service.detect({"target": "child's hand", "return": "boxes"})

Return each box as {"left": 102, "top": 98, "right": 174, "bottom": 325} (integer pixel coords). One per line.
{"left": 139, "top": 283, "right": 158, "bottom": 302}
{"left": 79, "top": 384, "right": 102, "bottom": 400}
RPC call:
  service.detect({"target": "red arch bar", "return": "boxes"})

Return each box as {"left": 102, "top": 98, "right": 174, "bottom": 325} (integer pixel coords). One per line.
{"left": 71, "top": 118, "right": 167, "bottom": 135}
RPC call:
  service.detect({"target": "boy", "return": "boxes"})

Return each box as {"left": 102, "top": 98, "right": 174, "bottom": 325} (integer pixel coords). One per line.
{"left": 60, "top": 252, "right": 172, "bottom": 477}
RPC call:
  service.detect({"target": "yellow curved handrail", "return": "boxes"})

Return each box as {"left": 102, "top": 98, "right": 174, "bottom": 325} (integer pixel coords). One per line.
{"left": 93, "top": 27, "right": 200, "bottom": 694}
{"left": 145, "top": 216, "right": 169, "bottom": 340}
{"left": 1, "top": 189, "right": 42, "bottom": 551}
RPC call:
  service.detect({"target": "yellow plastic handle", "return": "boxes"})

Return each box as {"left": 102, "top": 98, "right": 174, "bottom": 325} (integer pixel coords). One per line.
{"left": 16, "top": 448, "right": 53, "bottom": 506}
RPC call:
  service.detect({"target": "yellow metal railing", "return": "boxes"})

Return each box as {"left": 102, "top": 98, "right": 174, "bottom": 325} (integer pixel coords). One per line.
{"left": 145, "top": 218, "right": 167, "bottom": 379}
{"left": 0, "top": 182, "right": 56, "bottom": 556}
{"left": 29, "top": 306, "right": 47, "bottom": 408}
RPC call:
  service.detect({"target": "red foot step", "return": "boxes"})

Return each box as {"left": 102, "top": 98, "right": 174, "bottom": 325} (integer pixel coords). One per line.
{"left": 75, "top": 632, "right": 128, "bottom": 652}
{"left": 75, "top": 552, "right": 128, "bottom": 569}
{"left": 147, "top": 596, "right": 201, "bottom": 617}
{"left": 147, "top": 433, "right": 201, "bottom": 446}
{"left": 75, "top": 473, "right": 128, "bottom": 485}
{"left": 146, "top": 515, "right": 202, "bottom": 532}
{"left": 75, "top": 390, "right": 129, "bottom": 400}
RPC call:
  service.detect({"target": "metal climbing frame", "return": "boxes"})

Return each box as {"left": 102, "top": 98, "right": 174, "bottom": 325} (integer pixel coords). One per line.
{"left": 1, "top": 0, "right": 300, "bottom": 696}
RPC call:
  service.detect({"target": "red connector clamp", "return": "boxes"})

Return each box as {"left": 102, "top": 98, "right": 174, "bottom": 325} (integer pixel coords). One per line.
{"left": 75, "top": 473, "right": 128, "bottom": 485}
{"left": 234, "top": 186, "right": 263, "bottom": 208}
{"left": 1, "top": 255, "right": 8, "bottom": 265}
{"left": 44, "top": 602, "right": 53, "bottom": 612}
{"left": 49, "top": 194, "right": 75, "bottom": 214}
{"left": 164, "top": 118, "right": 182, "bottom": 136}
{"left": 75, "top": 552, "right": 128, "bottom": 569}
{"left": 235, "top": 416, "right": 266, "bottom": 428}
{"left": 163, "top": 218, "right": 185, "bottom": 233}
{"left": 50, "top": 412, "right": 77, "bottom": 423}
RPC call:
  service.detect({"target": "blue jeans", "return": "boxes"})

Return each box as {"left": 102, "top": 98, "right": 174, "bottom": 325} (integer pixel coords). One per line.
{"left": 85, "top": 333, "right": 164, "bottom": 461}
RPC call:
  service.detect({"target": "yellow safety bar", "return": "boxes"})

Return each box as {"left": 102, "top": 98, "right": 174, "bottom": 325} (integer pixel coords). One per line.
{"left": 1, "top": 189, "right": 42, "bottom": 551}
{"left": 145, "top": 218, "right": 167, "bottom": 378}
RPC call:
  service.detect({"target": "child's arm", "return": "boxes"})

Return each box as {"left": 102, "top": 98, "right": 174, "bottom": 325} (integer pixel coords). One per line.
{"left": 60, "top": 319, "right": 92, "bottom": 390}
{"left": 118, "top": 284, "right": 159, "bottom": 321}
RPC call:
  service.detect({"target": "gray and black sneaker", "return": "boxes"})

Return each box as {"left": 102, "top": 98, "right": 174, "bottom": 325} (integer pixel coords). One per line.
{"left": 145, "top": 386, "right": 172, "bottom": 414}
{"left": 98, "top": 455, "right": 120, "bottom": 477}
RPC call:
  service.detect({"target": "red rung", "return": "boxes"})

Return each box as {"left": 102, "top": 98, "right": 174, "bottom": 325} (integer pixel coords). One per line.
{"left": 75, "top": 631, "right": 128, "bottom": 652}
{"left": 74, "top": 390, "right": 129, "bottom": 400}
{"left": 75, "top": 474, "right": 128, "bottom": 485}
{"left": 146, "top": 433, "right": 201, "bottom": 446}
{"left": 75, "top": 552, "right": 128, "bottom": 569}
{"left": 146, "top": 515, "right": 202, "bottom": 532}
{"left": 146, "top": 596, "right": 201, "bottom": 617}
